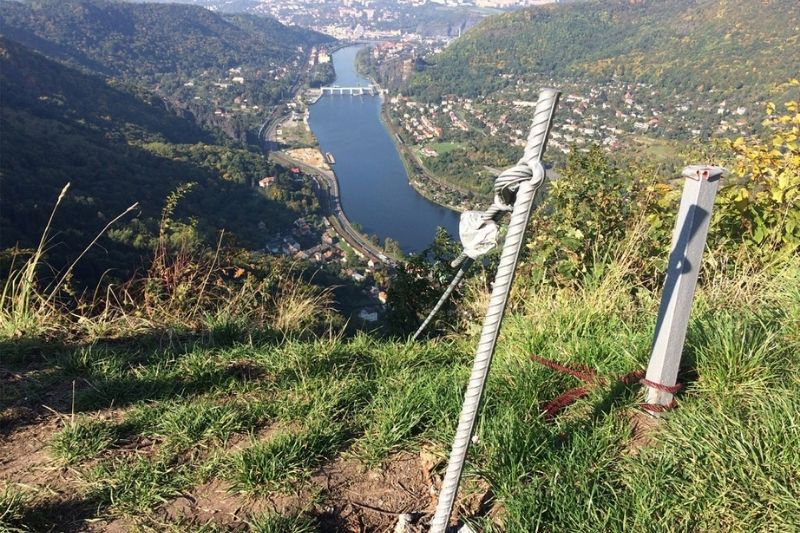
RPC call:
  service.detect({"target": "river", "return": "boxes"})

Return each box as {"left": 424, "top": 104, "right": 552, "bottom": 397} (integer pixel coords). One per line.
{"left": 307, "top": 45, "right": 460, "bottom": 254}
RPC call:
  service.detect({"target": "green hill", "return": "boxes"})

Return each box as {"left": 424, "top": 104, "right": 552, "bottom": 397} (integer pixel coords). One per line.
{"left": 380, "top": 0, "right": 800, "bottom": 196}
{"left": 0, "top": 0, "right": 333, "bottom": 141}
{"left": 406, "top": 0, "right": 800, "bottom": 101}
{"left": 0, "top": 38, "right": 317, "bottom": 283}
{"left": 0, "top": 0, "right": 326, "bottom": 81}
{"left": 1, "top": 240, "right": 797, "bottom": 531}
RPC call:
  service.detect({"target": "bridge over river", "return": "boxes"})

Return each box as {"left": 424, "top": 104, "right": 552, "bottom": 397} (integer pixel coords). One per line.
{"left": 320, "top": 85, "right": 377, "bottom": 96}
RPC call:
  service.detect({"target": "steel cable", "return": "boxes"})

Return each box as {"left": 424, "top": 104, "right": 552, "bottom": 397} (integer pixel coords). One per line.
{"left": 411, "top": 258, "right": 474, "bottom": 341}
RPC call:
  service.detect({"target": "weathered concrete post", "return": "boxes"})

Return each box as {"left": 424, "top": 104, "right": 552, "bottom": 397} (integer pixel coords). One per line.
{"left": 644, "top": 165, "right": 723, "bottom": 409}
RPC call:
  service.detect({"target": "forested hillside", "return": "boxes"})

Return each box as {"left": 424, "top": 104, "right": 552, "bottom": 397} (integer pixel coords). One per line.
{"left": 372, "top": 0, "right": 800, "bottom": 197}
{"left": 0, "top": 0, "right": 324, "bottom": 81}
{"left": 0, "top": 38, "right": 317, "bottom": 284}
{"left": 0, "top": 0, "right": 333, "bottom": 141}
{"left": 406, "top": 0, "right": 800, "bottom": 102}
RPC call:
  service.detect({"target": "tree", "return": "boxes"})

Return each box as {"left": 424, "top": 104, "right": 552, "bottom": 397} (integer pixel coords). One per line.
{"left": 714, "top": 94, "right": 800, "bottom": 257}
{"left": 386, "top": 227, "right": 460, "bottom": 336}
{"left": 383, "top": 237, "right": 404, "bottom": 258}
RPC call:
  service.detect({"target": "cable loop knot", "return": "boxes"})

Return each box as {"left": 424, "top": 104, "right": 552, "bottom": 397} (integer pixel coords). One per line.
{"left": 483, "top": 161, "right": 545, "bottom": 222}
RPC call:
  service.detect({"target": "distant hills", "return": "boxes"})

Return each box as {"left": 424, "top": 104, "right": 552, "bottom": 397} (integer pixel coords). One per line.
{"left": 0, "top": 0, "right": 327, "bottom": 82}
{"left": 0, "top": 0, "right": 332, "bottom": 141}
{"left": 405, "top": 0, "right": 800, "bottom": 101}
{"left": 0, "top": 0, "right": 326, "bottom": 284}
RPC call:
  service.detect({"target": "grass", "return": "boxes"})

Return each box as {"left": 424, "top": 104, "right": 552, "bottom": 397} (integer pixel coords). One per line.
{"left": 2, "top": 241, "right": 799, "bottom": 530}
{"left": 0, "top": 183, "right": 138, "bottom": 341}
{"left": 0, "top": 485, "right": 29, "bottom": 532}
{"left": 428, "top": 142, "right": 463, "bottom": 155}
{"left": 230, "top": 426, "right": 345, "bottom": 492}
{"left": 248, "top": 510, "right": 319, "bottom": 533}
{"left": 278, "top": 118, "right": 317, "bottom": 149}
{"left": 89, "top": 455, "right": 192, "bottom": 515}
{"left": 0, "top": 185, "right": 334, "bottom": 353}
{"left": 51, "top": 418, "right": 117, "bottom": 464}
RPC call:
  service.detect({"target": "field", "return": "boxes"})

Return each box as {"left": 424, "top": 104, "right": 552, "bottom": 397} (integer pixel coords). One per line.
{"left": 278, "top": 118, "right": 319, "bottom": 150}
{"left": 427, "top": 142, "right": 463, "bottom": 156}
{"left": 3, "top": 255, "right": 798, "bottom": 532}
{"left": 284, "top": 148, "right": 330, "bottom": 171}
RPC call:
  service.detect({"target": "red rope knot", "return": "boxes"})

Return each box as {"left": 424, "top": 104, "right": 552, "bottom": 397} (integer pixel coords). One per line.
{"left": 640, "top": 398, "right": 678, "bottom": 414}
{"left": 639, "top": 378, "right": 683, "bottom": 394}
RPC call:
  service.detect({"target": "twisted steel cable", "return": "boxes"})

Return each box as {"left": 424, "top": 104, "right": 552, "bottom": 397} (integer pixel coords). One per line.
{"left": 429, "top": 88, "right": 560, "bottom": 533}
{"left": 411, "top": 257, "right": 474, "bottom": 341}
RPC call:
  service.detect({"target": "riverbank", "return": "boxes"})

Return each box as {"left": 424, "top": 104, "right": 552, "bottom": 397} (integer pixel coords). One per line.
{"left": 364, "top": 69, "right": 482, "bottom": 213}
{"left": 306, "top": 45, "right": 459, "bottom": 253}
{"left": 355, "top": 58, "right": 478, "bottom": 214}
{"left": 268, "top": 114, "right": 403, "bottom": 263}
{"left": 378, "top": 102, "right": 480, "bottom": 213}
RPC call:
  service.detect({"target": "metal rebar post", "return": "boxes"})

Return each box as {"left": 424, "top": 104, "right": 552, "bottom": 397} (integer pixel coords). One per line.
{"left": 429, "top": 88, "right": 560, "bottom": 533}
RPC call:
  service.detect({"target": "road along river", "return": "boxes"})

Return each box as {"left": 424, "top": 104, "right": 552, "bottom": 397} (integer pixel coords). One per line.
{"left": 307, "top": 45, "right": 460, "bottom": 254}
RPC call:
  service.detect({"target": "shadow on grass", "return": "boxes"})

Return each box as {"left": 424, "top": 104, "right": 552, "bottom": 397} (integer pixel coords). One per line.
{"left": 0, "top": 328, "right": 282, "bottom": 432}
{"left": 10, "top": 492, "right": 108, "bottom": 533}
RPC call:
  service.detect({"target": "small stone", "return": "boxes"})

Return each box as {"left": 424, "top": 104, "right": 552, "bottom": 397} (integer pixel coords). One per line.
{"left": 394, "top": 513, "right": 414, "bottom": 533}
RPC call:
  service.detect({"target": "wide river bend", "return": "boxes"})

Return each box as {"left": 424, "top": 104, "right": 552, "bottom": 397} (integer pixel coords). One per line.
{"left": 307, "top": 45, "right": 460, "bottom": 254}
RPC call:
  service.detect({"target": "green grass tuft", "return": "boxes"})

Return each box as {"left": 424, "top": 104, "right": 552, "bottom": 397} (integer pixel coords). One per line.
{"left": 248, "top": 509, "right": 318, "bottom": 533}
{"left": 0, "top": 485, "right": 30, "bottom": 532}
{"left": 50, "top": 418, "right": 116, "bottom": 464}
{"left": 89, "top": 455, "right": 190, "bottom": 514}
{"left": 230, "top": 426, "right": 344, "bottom": 493}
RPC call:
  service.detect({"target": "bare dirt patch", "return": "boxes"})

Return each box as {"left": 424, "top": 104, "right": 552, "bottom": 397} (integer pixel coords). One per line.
{"left": 624, "top": 409, "right": 662, "bottom": 455}
{"left": 285, "top": 148, "right": 330, "bottom": 171}
{"left": 315, "top": 452, "right": 439, "bottom": 532}
{"left": 154, "top": 449, "right": 440, "bottom": 532}
{"left": 160, "top": 478, "right": 271, "bottom": 530}
{"left": 0, "top": 413, "right": 63, "bottom": 487}
{"left": 0, "top": 413, "right": 103, "bottom": 532}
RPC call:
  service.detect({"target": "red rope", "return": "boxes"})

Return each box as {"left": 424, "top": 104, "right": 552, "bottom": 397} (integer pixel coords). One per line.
{"left": 530, "top": 354, "right": 603, "bottom": 384}
{"left": 542, "top": 386, "right": 590, "bottom": 419}
{"left": 530, "top": 354, "right": 682, "bottom": 418}
{"left": 640, "top": 377, "right": 682, "bottom": 394}
{"left": 620, "top": 369, "right": 645, "bottom": 385}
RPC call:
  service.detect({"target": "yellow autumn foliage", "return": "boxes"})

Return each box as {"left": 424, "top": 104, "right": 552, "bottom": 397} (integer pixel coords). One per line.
{"left": 716, "top": 96, "right": 800, "bottom": 256}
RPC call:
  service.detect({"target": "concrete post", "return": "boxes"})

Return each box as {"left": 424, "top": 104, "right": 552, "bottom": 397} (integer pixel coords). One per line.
{"left": 644, "top": 165, "right": 723, "bottom": 408}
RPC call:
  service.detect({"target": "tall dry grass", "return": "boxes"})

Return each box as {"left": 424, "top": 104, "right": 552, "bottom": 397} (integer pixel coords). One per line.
{"left": 0, "top": 184, "right": 334, "bottom": 343}
{"left": 0, "top": 183, "right": 136, "bottom": 339}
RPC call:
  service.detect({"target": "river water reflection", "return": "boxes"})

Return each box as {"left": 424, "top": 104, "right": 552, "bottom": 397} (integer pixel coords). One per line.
{"left": 307, "top": 45, "right": 460, "bottom": 254}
